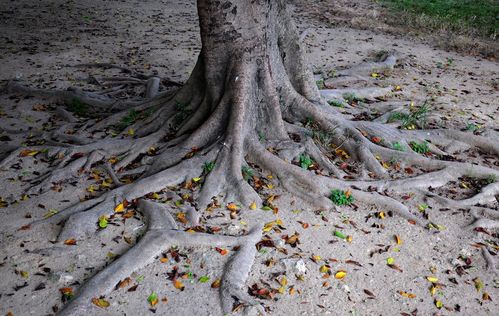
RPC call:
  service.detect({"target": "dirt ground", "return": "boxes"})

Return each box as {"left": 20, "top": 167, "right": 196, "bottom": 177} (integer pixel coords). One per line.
{"left": 0, "top": 0, "right": 498, "bottom": 316}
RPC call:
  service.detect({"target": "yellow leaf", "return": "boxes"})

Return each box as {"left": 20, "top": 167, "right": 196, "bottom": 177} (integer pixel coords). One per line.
{"left": 280, "top": 276, "right": 287, "bottom": 287}
{"left": 266, "top": 183, "right": 274, "bottom": 189}
{"left": 151, "top": 192, "right": 161, "bottom": 199}
{"left": 426, "top": 276, "right": 438, "bottom": 283}
{"left": 114, "top": 203, "right": 125, "bottom": 213}
{"left": 398, "top": 291, "right": 416, "bottom": 298}
{"left": 20, "top": 271, "right": 29, "bottom": 279}
{"left": 435, "top": 299, "right": 443, "bottom": 309}
{"left": 92, "top": 298, "right": 110, "bottom": 308}
{"left": 430, "top": 286, "right": 437, "bottom": 296}
{"left": 128, "top": 128, "right": 135, "bottom": 136}
{"left": 386, "top": 257, "right": 395, "bottom": 265}
{"left": 227, "top": 203, "right": 239, "bottom": 211}
{"left": 319, "top": 265, "right": 330, "bottom": 273}
{"left": 346, "top": 235, "right": 353, "bottom": 242}
{"left": 334, "top": 270, "right": 346, "bottom": 280}
{"left": 159, "top": 257, "right": 168, "bottom": 263}
{"left": 249, "top": 202, "right": 257, "bottom": 210}
{"left": 192, "top": 177, "right": 201, "bottom": 182}
{"left": 278, "top": 286, "right": 285, "bottom": 294}
{"left": 394, "top": 235, "right": 402, "bottom": 245}
{"left": 312, "top": 255, "right": 322, "bottom": 262}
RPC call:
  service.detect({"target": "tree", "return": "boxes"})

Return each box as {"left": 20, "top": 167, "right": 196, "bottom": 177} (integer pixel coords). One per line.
{"left": 2, "top": 0, "right": 498, "bottom": 315}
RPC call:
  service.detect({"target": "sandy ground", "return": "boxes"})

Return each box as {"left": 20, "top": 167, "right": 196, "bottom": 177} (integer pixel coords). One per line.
{"left": 0, "top": 0, "right": 498, "bottom": 316}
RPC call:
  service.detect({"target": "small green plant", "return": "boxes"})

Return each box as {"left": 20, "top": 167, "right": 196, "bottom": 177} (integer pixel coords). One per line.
{"left": 328, "top": 99, "right": 345, "bottom": 107}
{"left": 329, "top": 189, "right": 354, "bottom": 206}
{"left": 66, "top": 98, "right": 89, "bottom": 116}
{"left": 258, "top": 131, "right": 266, "bottom": 142}
{"left": 299, "top": 154, "right": 313, "bottom": 169}
{"left": 485, "top": 174, "right": 496, "bottom": 184}
{"left": 342, "top": 92, "right": 364, "bottom": 104}
{"left": 316, "top": 79, "right": 325, "bottom": 90}
{"left": 115, "top": 108, "right": 153, "bottom": 131}
{"left": 242, "top": 166, "right": 254, "bottom": 181}
{"left": 392, "top": 142, "right": 405, "bottom": 151}
{"left": 313, "top": 130, "right": 335, "bottom": 147}
{"left": 388, "top": 102, "right": 430, "bottom": 129}
{"left": 409, "top": 141, "right": 430, "bottom": 154}
{"left": 465, "top": 122, "right": 481, "bottom": 132}
{"left": 203, "top": 161, "right": 215, "bottom": 173}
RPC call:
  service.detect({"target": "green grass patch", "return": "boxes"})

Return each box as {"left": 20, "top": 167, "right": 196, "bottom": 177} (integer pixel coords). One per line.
{"left": 380, "top": 0, "right": 498, "bottom": 39}
{"left": 387, "top": 102, "right": 430, "bottom": 129}
{"left": 409, "top": 141, "right": 430, "bottom": 154}
{"left": 299, "top": 154, "right": 314, "bottom": 170}
{"left": 329, "top": 189, "right": 354, "bottom": 206}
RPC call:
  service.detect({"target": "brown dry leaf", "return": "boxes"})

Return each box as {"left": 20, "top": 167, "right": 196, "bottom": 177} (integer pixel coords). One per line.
{"left": 388, "top": 264, "right": 403, "bottom": 272}
{"left": 345, "top": 260, "right": 363, "bottom": 267}
{"left": 92, "top": 298, "right": 110, "bottom": 308}
{"left": 176, "top": 212, "right": 188, "bottom": 224}
{"left": 211, "top": 279, "right": 221, "bottom": 288}
{"left": 64, "top": 239, "right": 77, "bottom": 246}
{"left": 116, "top": 277, "right": 131, "bottom": 289}
{"left": 215, "top": 247, "right": 228, "bottom": 255}
{"left": 364, "top": 289, "right": 375, "bottom": 297}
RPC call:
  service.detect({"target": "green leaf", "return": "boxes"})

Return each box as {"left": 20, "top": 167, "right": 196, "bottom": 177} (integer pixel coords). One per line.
{"left": 98, "top": 216, "right": 108, "bottom": 228}
{"left": 198, "top": 276, "right": 210, "bottom": 283}
{"left": 261, "top": 206, "right": 272, "bottom": 211}
{"left": 147, "top": 291, "right": 158, "bottom": 304}
{"left": 334, "top": 230, "right": 346, "bottom": 239}
{"left": 387, "top": 257, "right": 395, "bottom": 265}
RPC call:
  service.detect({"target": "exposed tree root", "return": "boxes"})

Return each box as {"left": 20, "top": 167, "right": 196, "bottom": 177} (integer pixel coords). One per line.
{"left": 59, "top": 199, "right": 263, "bottom": 316}
{"left": 2, "top": 0, "right": 498, "bottom": 314}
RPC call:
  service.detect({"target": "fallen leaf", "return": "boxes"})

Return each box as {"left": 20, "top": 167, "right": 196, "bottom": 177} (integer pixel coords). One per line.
{"left": 426, "top": 276, "right": 438, "bottom": 283}
{"left": 387, "top": 257, "right": 395, "bottom": 265}
{"left": 398, "top": 291, "right": 416, "bottom": 298}
{"left": 114, "top": 203, "right": 125, "bottom": 213}
{"left": 473, "top": 277, "right": 483, "bottom": 292}
{"left": 64, "top": 239, "right": 77, "bottom": 246}
{"left": 211, "top": 279, "right": 221, "bottom": 288}
{"left": 335, "top": 270, "right": 347, "bottom": 280}
{"left": 394, "top": 235, "right": 402, "bottom": 245}
{"left": 249, "top": 202, "right": 257, "bottom": 210}
{"left": 92, "top": 298, "right": 110, "bottom": 308}
{"left": 227, "top": 203, "right": 239, "bottom": 211}
{"left": 435, "top": 299, "right": 443, "bottom": 309}
{"left": 147, "top": 292, "right": 158, "bottom": 306}
{"left": 98, "top": 216, "right": 108, "bottom": 229}
{"left": 215, "top": 247, "right": 228, "bottom": 255}
{"left": 174, "top": 279, "right": 185, "bottom": 291}
{"left": 198, "top": 276, "right": 210, "bottom": 283}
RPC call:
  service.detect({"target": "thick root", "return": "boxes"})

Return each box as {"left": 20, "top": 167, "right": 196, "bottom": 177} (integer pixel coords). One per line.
{"left": 59, "top": 200, "right": 263, "bottom": 315}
